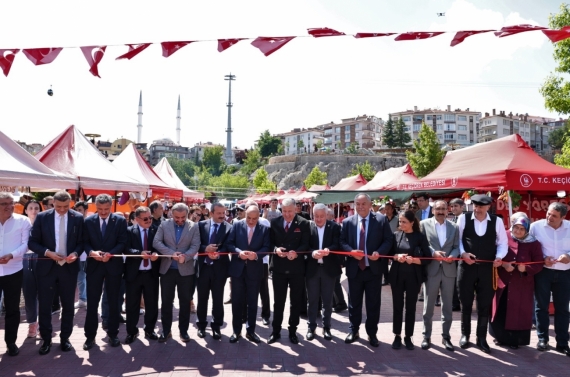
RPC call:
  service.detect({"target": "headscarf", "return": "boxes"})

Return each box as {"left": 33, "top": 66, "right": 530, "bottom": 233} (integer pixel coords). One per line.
{"left": 510, "top": 212, "right": 536, "bottom": 243}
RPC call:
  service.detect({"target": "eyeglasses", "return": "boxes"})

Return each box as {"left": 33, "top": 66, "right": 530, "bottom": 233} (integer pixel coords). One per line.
{"left": 138, "top": 216, "right": 152, "bottom": 221}
{"left": 0, "top": 202, "right": 15, "bottom": 207}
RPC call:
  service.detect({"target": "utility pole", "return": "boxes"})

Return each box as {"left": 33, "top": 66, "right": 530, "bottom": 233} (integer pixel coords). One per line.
{"left": 224, "top": 73, "right": 236, "bottom": 165}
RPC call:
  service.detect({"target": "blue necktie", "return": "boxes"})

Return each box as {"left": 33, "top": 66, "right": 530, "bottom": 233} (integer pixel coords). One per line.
{"left": 206, "top": 224, "right": 218, "bottom": 265}
{"left": 101, "top": 219, "right": 107, "bottom": 237}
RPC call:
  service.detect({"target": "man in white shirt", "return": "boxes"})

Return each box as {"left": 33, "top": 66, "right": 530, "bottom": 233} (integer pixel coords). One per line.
{"left": 530, "top": 202, "right": 570, "bottom": 356}
{"left": 0, "top": 192, "right": 31, "bottom": 356}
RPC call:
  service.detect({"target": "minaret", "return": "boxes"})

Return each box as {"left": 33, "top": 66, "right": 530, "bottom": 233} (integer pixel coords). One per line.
{"left": 224, "top": 73, "right": 236, "bottom": 164}
{"left": 137, "top": 90, "right": 143, "bottom": 143}
{"left": 176, "top": 95, "right": 181, "bottom": 145}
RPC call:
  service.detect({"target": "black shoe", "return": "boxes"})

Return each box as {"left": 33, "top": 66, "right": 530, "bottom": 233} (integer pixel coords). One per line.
{"left": 537, "top": 339, "right": 549, "bottom": 351}
{"left": 421, "top": 337, "right": 430, "bottom": 350}
{"left": 102, "top": 320, "right": 109, "bottom": 330}
{"left": 435, "top": 296, "right": 441, "bottom": 307}
{"left": 404, "top": 336, "right": 414, "bottom": 350}
{"left": 459, "top": 335, "right": 470, "bottom": 349}
{"left": 333, "top": 303, "right": 348, "bottom": 313}
{"left": 555, "top": 345, "right": 570, "bottom": 356}
{"left": 60, "top": 339, "right": 73, "bottom": 352}
{"left": 323, "top": 327, "right": 332, "bottom": 341}
{"left": 120, "top": 315, "right": 127, "bottom": 324}
{"left": 418, "top": 295, "right": 424, "bottom": 302}
{"left": 262, "top": 318, "right": 270, "bottom": 326}
{"left": 289, "top": 332, "right": 299, "bottom": 344}
{"left": 6, "top": 343, "right": 19, "bottom": 356}
{"left": 212, "top": 329, "right": 222, "bottom": 340}
{"left": 180, "top": 333, "right": 190, "bottom": 342}
{"left": 229, "top": 333, "right": 241, "bottom": 343}
{"left": 109, "top": 336, "right": 121, "bottom": 347}
{"left": 246, "top": 332, "right": 261, "bottom": 343}
{"left": 267, "top": 332, "right": 281, "bottom": 344}
{"left": 392, "top": 335, "right": 402, "bottom": 349}
{"left": 197, "top": 328, "right": 206, "bottom": 338}
{"left": 158, "top": 332, "right": 171, "bottom": 343}
{"left": 83, "top": 338, "right": 95, "bottom": 350}
{"left": 509, "top": 345, "right": 519, "bottom": 350}
{"left": 242, "top": 317, "right": 247, "bottom": 324}
{"left": 124, "top": 333, "right": 138, "bottom": 344}
{"left": 144, "top": 331, "right": 158, "bottom": 340}
{"left": 39, "top": 339, "right": 52, "bottom": 355}
{"left": 442, "top": 337, "right": 454, "bottom": 351}
{"left": 452, "top": 305, "right": 461, "bottom": 312}
{"left": 368, "top": 335, "right": 379, "bottom": 348}
{"left": 306, "top": 329, "right": 315, "bottom": 341}
{"left": 299, "top": 312, "right": 308, "bottom": 319}
{"left": 476, "top": 337, "right": 490, "bottom": 353}
{"left": 345, "top": 331, "right": 359, "bottom": 344}
{"left": 382, "top": 280, "right": 389, "bottom": 286}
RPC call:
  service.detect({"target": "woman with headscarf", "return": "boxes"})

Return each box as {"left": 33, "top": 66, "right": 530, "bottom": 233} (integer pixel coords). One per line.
{"left": 490, "top": 212, "right": 543, "bottom": 349}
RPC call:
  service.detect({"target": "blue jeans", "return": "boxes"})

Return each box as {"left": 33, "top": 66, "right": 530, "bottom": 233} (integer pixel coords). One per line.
{"left": 534, "top": 268, "right": 570, "bottom": 346}
{"left": 22, "top": 253, "right": 38, "bottom": 323}
{"left": 101, "top": 278, "right": 126, "bottom": 321}
{"left": 77, "top": 261, "right": 87, "bottom": 302}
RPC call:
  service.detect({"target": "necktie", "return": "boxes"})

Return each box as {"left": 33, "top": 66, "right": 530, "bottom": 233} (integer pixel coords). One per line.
{"left": 56, "top": 215, "right": 67, "bottom": 266}
{"left": 248, "top": 226, "right": 253, "bottom": 244}
{"left": 143, "top": 228, "right": 149, "bottom": 267}
{"left": 358, "top": 218, "right": 367, "bottom": 271}
{"left": 206, "top": 223, "right": 218, "bottom": 265}
{"left": 285, "top": 222, "right": 290, "bottom": 232}
{"left": 101, "top": 219, "right": 107, "bottom": 237}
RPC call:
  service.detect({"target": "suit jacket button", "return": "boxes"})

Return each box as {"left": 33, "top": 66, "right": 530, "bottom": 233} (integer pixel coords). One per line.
{"left": 285, "top": 270, "right": 289, "bottom": 274}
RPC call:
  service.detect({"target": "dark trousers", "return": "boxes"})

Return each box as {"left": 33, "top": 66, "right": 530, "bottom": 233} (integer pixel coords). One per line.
{"left": 196, "top": 264, "right": 227, "bottom": 331}
{"left": 332, "top": 275, "right": 346, "bottom": 306}
{"left": 38, "top": 265, "right": 78, "bottom": 341}
{"left": 231, "top": 269, "right": 262, "bottom": 334}
{"left": 160, "top": 269, "right": 193, "bottom": 335}
{"left": 391, "top": 270, "right": 421, "bottom": 337}
{"left": 259, "top": 264, "right": 270, "bottom": 320}
{"left": 272, "top": 272, "right": 304, "bottom": 333}
{"left": 306, "top": 268, "right": 336, "bottom": 330}
{"left": 85, "top": 269, "right": 122, "bottom": 339}
{"left": 347, "top": 268, "right": 382, "bottom": 335}
{"left": 125, "top": 271, "right": 159, "bottom": 335}
{"left": 534, "top": 268, "right": 570, "bottom": 346}
{"left": 0, "top": 270, "right": 23, "bottom": 344}
{"left": 102, "top": 278, "right": 125, "bottom": 321}
{"left": 457, "top": 263, "right": 494, "bottom": 337}
{"left": 22, "top": 254, "right": 38, "bottom": 323}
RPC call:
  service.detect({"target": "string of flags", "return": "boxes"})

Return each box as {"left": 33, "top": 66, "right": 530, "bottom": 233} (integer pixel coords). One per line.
{"left": 1, "top": 25, "right": 569, "bottom": 78}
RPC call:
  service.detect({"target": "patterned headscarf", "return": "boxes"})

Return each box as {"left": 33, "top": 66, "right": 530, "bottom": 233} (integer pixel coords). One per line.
{"left": 510, "top": 212, "right": 535, "bottom": 243}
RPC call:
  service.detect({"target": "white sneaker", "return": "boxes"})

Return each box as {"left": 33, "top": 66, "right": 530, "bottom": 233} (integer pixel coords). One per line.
{"left": 27, "top": 322, "right": 38, "bottom": 338}
{"left": 74, "top": 300, "right": 87, "bottom": 309}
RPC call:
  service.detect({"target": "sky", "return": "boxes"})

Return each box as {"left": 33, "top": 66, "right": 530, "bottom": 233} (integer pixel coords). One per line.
{"left": 0, "top": 0, "right": 566, "bottom": 151}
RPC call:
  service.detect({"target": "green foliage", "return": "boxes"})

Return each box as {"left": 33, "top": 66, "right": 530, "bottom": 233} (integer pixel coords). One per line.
{"left": 202, "top": 146, "right": 226, "bottom": 176}
{"left": 297, "top": 139, "right": 305, "bottom": 150}
{"left": 253, "top": 168, "right": 277, "bottom": 194}
{"left": 548, "top": 122, "right": 570, "bottom": 149}
{"left": 349, "top": 160, "right": 376, "bottom": 181}
{"left": 555, "top": 130, "right": 570, "bottom": 168}
{"left": 207, "top": 172, "right": 250, "bottom": 198}
{"left": 304, "top": 166, "right": 328, "bottom": 188}
{"left": 406, "top": 123, "right": 445, "bottom": 178}
{"left": 540, "top": 4, "right": 570, "bottom": 114}
{"left": 345, "top": 142, "right": 359, "bottom": 154}
{"left": 382, "top": 116, "right": 396, "bottom": 148}
{"left": 394, "top": 117, "right": 412, "bottom": 148}
{"left": 257, "top": 130, "right": 282, "bottom": 157}
{"left": 167, "top": 158, "right": 197, "bottom": 186}
{"left": 242, "top": 149, "right": 263, "bottom": 176}
{"left": 315, "top": 139, "right": 324, "bottom": 150}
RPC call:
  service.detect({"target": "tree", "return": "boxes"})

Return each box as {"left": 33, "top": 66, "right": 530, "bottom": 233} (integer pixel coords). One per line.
{"left": 241, "top": 149, "right": 263, "bottom": 175}
{"left": 548, "top": 122, "right": 570, "bottom": 149}
{"left": 349, "top": 161, "right": 376, "bottom": 181}
{"left": 208, "top": 172, "right": 250, "bottom": 198}
{"left": 304, "top": 166, "right": 328, "bottom": 188}
{"left": 394, "top": 117, "right": 412, "bottom": 148}
{"left": 382, "top": 116, "right": 396, "bottom": 148}
{"left": 540, "top": 4, "right": 570, "bottom": 114}
{"left": 253, "top": 168, "right": 277, "bottom": 193}
{"left": 406, "top": 123, "right": 445, "bottom": 178}
{"left": 202, "top": 146, "right": 225, "bottom": 176}
{"left": 345, "top": 141, "right": 359, "bottom": 154}
{"left": 167, "top": 158, "right": 197, "bottom": 186}
{"left": 257, "top": 130, "right": 282, "bottom": 157}
{"left": 297, "top": 139, "right": 305, "bottom": 152}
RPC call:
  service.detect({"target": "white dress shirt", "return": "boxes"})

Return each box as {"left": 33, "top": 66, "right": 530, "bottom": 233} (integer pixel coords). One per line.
{"left": 457, "top": 212, "right": 508, "bottom": 259}
{"left": 435, "top": 220, "right": 447, "bottom": 250}
{"left": 529, "top": 219, "right": 570, "bottom": 271}
{"left": 356, "top": 213, "right": 370, "bottom": 267}
{"left": 138, "top": 225, "right": 152, "bottom": 270}
{"left": 0, "top": 214, "right": 31, "bottom": 275}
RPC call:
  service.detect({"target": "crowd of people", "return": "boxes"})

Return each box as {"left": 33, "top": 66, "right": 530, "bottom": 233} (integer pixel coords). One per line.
{"left": 0, "top": 190, "right": 569, "bottom": 359}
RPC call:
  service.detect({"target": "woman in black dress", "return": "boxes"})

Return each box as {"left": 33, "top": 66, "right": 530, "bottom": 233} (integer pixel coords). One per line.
{"left": 389, "top": 210, "right": 431, "bottom": 350}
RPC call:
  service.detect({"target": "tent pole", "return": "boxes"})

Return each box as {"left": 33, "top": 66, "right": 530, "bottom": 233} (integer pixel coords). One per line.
{"left": 508, "top": 191, "right": 513, "bottom": 227}
{"left": 528, "top": 193, "right": 532, "bottom": 220}
{"left": 114, "top": 191, "right": 118, "bottom": 212}
{"left": 337, "top": 202, "right": 340, "bottom": 223}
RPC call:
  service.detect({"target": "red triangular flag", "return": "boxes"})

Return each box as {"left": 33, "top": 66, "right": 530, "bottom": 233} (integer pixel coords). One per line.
{"left": 354, "top": 32, "right": 396, "bottom": 39}
{"left": 494, "top": 24, "right": 547, "bottom": 37}
{"left": 115, "top": 43, "right": 151, "bottom": 60}
{"left": 218, "top": 38, "right": 246, "bottom": 52}
{"left": 161, "top": 41, "right": 194, "bottom": 58}
{"left": 0, "top": 49, "right": 19, "bottom": 77}
{"left": 395, "top": 32, "right": 445, "bottom": 41}
{"left": 450, "top": 30, "right": 495, "bottom": 46}
{"left": 22, "top": 48, "right": 63, "bottom": 65}
{"left": 251, "top": 36, "right": 295, "bottom": 56}
{"left": 80, "top": 46, "right": 106, "bottom": 78}
{"left": 543, "top": 26, "right": 570, "bottom": 43}
{"left": 308, "top": 27, "right": 345, "bottom": 37}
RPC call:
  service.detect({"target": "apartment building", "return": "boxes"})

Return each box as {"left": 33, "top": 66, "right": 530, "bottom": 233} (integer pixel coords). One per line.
{"left": 322, "top": 115, "right": 384, "bottom": 150}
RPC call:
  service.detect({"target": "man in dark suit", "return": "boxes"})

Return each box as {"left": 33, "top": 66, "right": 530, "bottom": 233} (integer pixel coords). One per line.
{"left": 415, "top": 194, "right": 433, "bottom": 222}
{"left": 28, "top": 191, "right": 83, "bottom": 355}
{"left": 196, "top": 203, "right": 231, "bottom": 340}
{"left": 269, "top": 198, "right": 311, "bottom": 344}
{"left": 123, "top": 206, "right": 160, "bottom": 344}
{"left": 340, "top": 193, "right": 393, "bottom": 347}
{"left": 82, "top": 193, "right": 128, "bottom": 350}
{"left": 306, "top": 203, "right": 342, "bottom": 341}
{"left": 226, "top": 205, "right": 271, "bottom": 343}
{"left": 295, "top": 201, "right": 311, "bottom": 221}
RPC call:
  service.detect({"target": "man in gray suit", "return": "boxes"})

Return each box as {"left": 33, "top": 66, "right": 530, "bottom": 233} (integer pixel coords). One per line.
{"left": 153, "top": 203, "right": 200, "bottom": 343}
{"left": 420, "top": 199, "right": 459, "bottom": 351}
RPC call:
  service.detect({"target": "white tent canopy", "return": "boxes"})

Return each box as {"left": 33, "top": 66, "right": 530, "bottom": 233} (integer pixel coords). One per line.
{"left": 153, "top": 157, "right": 204, "bottom": 199}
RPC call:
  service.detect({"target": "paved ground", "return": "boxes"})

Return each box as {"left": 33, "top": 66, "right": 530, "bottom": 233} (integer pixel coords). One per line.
{"left": 0, "top": 276, "right": 568, "bottom": 377}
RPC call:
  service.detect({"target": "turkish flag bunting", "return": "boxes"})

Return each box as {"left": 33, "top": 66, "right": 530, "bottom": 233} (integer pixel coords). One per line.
{"left": 115, "top": 43, "right": 151, "bottom": 60}
{"left": 80, "top": 46, "right": 106, "bottom": 78}
{"left": 395, "top": 32, "right": 444, "bottom": 41}
{"left": 543, "top": 26, "right": 570, "bottom": 43}
{"left": 22, "top": 48, "right": 63, "bottom": 65}
{"left": 0, "top": 49, "right": 19, "bottom": 77}
{"left": 494, "top": 24, "right": 547, "bottom": 37}
{"left": 161, "top": 41, "right": 194, "bottom": 58}
{"left": 450, "top": 30, "right": 495, "bottom": 46}
{"left": 218, "top": 38, "right": 246, "bottom": 52}
{"left": 251, "top": 36, "right": 295, "bottom": 56}
{"left": 354, "top": 32, "right": 396, "bottom": 39}
{"left": 308, "top": 27, "right": 345, "bottom": 37}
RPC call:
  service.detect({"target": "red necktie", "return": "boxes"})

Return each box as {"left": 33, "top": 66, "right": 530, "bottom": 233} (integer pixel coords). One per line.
{"left": 358, "top": 218, "right": 366, "bottom": 271}
{"left": 143, "top": 228, "right": 149, "bottom": 267}
{"left": 285, "top": 222, "right": 289, "bottom": 232}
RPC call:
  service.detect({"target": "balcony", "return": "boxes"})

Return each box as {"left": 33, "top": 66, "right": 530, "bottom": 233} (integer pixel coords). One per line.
{"left": 361, "top": 131, "right": 374, "bottom": 139}
{"left": 361, "top": 124, "right": 375, "bottom": 131}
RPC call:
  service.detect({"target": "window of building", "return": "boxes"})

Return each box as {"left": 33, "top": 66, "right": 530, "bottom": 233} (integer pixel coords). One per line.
{"left": 403, "top": 126, "right": 410, "bottom": 132}
{"left": 444, "top": 114, "right": 455, "bottom": 121}
{"left": 345, "top": 133, "right": 351, "bottom": 141}
{"left": 355, "top": 123, "right": 360, "bottom": 129}
{"left": 355, "top": 132, "right": 360, "bottom": 139}
{"left": 179, "top": 154, "right": 184, "bottom": 159}
{"left": 503, "top": 129, "right": 510, "bottom": 135}
{"left": 413, "top": 115, "right": 423, "bottom": 122}
{"left": 458, "top": 125, "right": 467, "bottom": 131}
{"left": 437, "top": 134, "right": 443, "bottom": 139}
{"left": 514, "top": 121, "right": 519, "bottom": 127}
{"left": 335, "top": 135, "right": 340, "bottom": 141}
{"left": 503, "top": 119, "right": 508, "bottom": 125}
{"left": 437, "top": 124, "right": 442, "bottom": 131}
{"left": 335, "top": 127, "right": 341, "bottom": 133}
{"left": 458, "top": 115, "right": 467, "bottom": 121}
{"left": 402, "top": 116, "right": 411, "bottom": 122}
{"left": 426, "top": 115, "right": 433, "bottom": 121}
{"left": 436, "top": 115, "right": 442, "bottom": 120}
{"left": 475, "top": 116, "right": 480, "bottom": 121}
{"left": 458, "top": 134, "right": 467, "bottom": 141}
{"left": 413, "top": 124, "right": 421, "bottom": 132}
{"left": 345, "top": 125, "right": 351, "bottom": 132}
{"left": 444, "top": 133, "right": 455, "bottom": 140}
{"left": 444, "top": 123, "right": 456, "bottom": 131}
